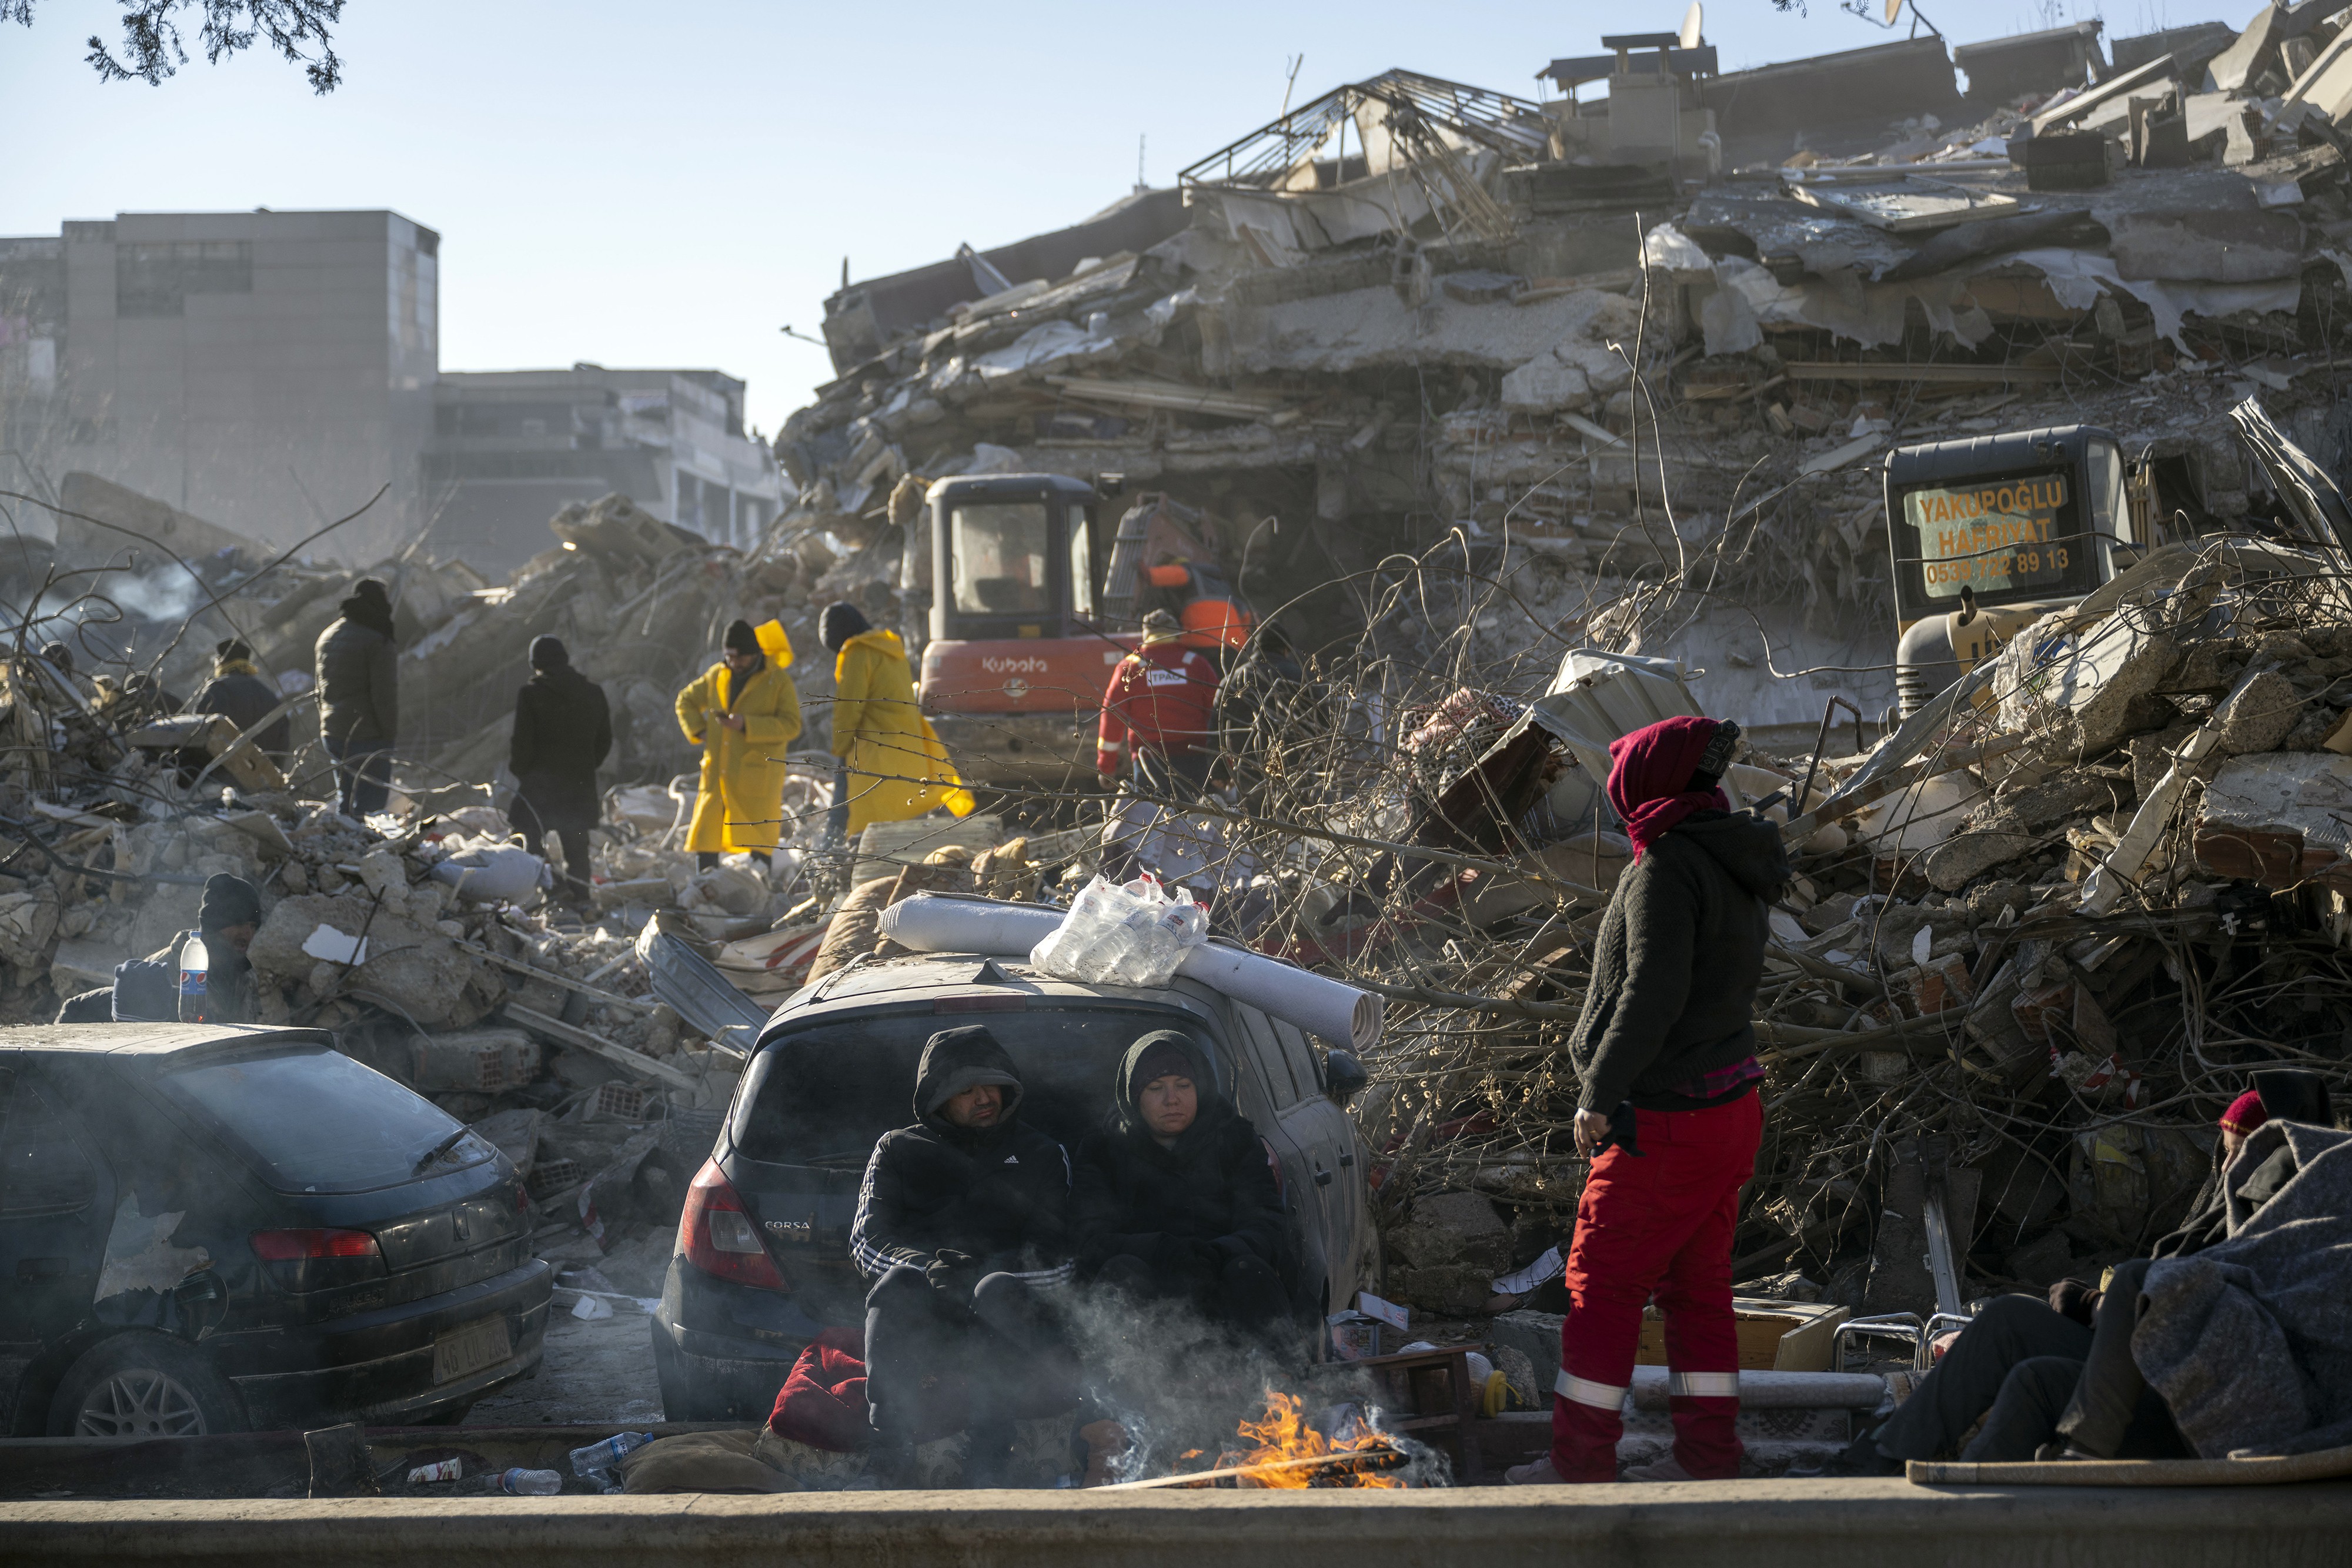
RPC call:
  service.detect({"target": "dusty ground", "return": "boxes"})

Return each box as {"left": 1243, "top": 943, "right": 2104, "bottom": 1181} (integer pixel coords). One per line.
{"left": 466, "top": 1230, "right": 670, "bottom": 1427}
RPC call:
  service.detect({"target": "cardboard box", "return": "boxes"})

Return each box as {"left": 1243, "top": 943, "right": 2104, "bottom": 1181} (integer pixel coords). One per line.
{"left": 1636, "top": 1297, "right": 1850, "bottom": 1370}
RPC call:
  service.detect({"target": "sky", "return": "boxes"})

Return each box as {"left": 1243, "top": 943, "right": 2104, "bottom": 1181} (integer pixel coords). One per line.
{"left": 2, "top": 0, "right": 2169, "bottom": 438}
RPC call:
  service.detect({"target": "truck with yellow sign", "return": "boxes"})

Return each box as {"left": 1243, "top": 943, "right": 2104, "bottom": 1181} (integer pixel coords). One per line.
{"left": 1887, "top": 424, "right": 2139, "bottom": 716}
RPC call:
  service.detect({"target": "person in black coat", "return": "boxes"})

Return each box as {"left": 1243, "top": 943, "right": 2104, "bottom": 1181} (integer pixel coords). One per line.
{"left": 1071, "top": 1029, "right": 1289, "bottom": 1339}
{"left": 849, "top": 1025, "right": 1076, "bottom": 1483}
{"left": 507, "top": 636, "right": 613, "bottom": 905}
{"left": 188, "top": 639, "right": 290, "bottom": 764}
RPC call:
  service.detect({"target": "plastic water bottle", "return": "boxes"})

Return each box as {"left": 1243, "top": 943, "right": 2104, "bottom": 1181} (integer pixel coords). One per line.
{"left": 176, "top": 934, "right": 210, "bottom": 1024}
{"left": 498, "top": 1467, "right": 563, "bottom": 1496}
{"left": 568, "top": 1432, "right": 653, "bottom": 1476}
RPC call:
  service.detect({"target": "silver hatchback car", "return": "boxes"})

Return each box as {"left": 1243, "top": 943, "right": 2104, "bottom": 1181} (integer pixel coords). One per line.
{"left": 652, "top": 941, "right": 1374, "bottom": 1420}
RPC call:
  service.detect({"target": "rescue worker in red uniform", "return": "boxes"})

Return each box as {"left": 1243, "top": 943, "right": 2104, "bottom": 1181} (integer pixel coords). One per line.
{"left": 1509, "top": 716, "right": 1788, "bottom": 1486}
{"left": 1097, "top": 609, "right": 1220, "bottom": 800}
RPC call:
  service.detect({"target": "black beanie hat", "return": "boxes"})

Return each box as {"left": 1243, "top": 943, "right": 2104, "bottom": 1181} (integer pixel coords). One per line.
{"left": 1131, "top": 1038, "right": 1196, "bottom": 1098}
{"left": 352, "top": 578, "right": 390, "bottom": 610}
{"left": 818, "top": 600, "right": 871, "bottom": 653}
{"left": 530, "top": 635, "right": 569, "bottom": 670}
{"left": 198, "top": 873, "right": 262, "bottom": 933}
{"left": 723, "top": 618, "right": 760, "bottom": 657}
{"left": 215, "top": 637, "right": 253, "bottom": 663}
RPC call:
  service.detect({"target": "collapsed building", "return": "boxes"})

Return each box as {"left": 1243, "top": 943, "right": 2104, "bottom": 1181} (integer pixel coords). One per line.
{"left": 762, "top": 8, "right": 2352, "bottom": 1339}
{"left": 7, "top": 5, "right": 2352, "bottom": 1425}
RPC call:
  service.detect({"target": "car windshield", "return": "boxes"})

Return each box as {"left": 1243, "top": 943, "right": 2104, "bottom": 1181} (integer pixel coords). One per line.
{"left": 158, "top": 1044, "right": 493, "bottom": 1194}
{"left": 732, "top": 1005, "right": 1224, "bottom": 1168}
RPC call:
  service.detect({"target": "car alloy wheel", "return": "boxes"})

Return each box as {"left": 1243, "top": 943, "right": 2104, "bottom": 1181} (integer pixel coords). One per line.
{"left": 74, "top": 1367, "right": 210, "bottom": 1437}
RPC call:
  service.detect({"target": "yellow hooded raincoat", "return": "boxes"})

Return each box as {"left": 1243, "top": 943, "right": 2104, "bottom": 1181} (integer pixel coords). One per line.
{"left": 676, "top": 625, "right": 804, "bottom": 854}
{"left": 831, "top": 628, "right": 974, "bottom": 837}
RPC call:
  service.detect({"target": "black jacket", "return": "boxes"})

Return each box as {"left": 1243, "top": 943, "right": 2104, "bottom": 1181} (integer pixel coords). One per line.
{"left": 1568, "top": 810, "right": 1790, "bottom": 1112}
{"left": 849, "top": 1027, "right": 1072, "bottom": 1284}
{"left": 507, "top": 665, "right": 614, "bottom": 833}
{"left": 1070, "top": 1031, "right": 1288, "bottom": 1280}
{"left": 189, "top": 670, "right": 290, "bottom": 759}
{"left": 315, "top": 617, "right": 397, "bottom": 747}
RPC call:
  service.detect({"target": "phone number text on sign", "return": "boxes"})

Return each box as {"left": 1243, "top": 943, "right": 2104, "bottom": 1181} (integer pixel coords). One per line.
{"left": 1905, "top": 474, "right": 2072, "bottom": 599}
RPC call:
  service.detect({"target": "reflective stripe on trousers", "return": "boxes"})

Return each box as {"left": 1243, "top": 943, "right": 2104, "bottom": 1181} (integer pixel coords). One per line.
{"left": 1555, "top": 1369, "right": 1628, "bottom": 1410}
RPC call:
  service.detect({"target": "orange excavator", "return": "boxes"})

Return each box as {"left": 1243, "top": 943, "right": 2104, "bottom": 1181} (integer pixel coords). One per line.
{"left": 916, "top": 476, "right": 1253, "bottom": 787}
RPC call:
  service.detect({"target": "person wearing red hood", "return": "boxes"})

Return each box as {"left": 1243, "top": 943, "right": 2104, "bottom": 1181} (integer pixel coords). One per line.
{"left": 1509, "top": 715, "right": 1789, "bottom": 1486}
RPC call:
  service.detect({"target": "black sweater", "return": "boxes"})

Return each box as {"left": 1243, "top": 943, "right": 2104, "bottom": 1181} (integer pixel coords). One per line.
{"left": 848, "top": 1028, "right": 1072, "bottom": 1285}
{"left": 1567, "top": 810, "right": 1789, "bottom": 1112}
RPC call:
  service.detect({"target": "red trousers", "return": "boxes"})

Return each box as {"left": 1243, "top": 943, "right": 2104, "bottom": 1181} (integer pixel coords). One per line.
{"left": 1551, "top": 1092, "right": 1762, "bottom": 1482}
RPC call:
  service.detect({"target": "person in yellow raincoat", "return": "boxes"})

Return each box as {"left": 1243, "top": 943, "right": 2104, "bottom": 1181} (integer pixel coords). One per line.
{"left": 819, "top": 601, "right": 974, "bottom": 839}
{"left": 675, "top": 618, "right": 803, "bottom": 866}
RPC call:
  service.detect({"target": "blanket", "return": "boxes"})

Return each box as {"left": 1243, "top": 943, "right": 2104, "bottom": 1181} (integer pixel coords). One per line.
{"left": 2136, "top": 1122, "right": 2352, "bottom": 1457}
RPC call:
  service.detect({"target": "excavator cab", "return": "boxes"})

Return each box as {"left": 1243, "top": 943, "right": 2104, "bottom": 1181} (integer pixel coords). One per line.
{"left": 1886, "top": 424, "right": 2138, "bottom": 716}
{"left": 917, "top": 477, "right": 1258, "bottom": 787}
{"left": 928, "top": 472, "right": 1100, "bottom": 646}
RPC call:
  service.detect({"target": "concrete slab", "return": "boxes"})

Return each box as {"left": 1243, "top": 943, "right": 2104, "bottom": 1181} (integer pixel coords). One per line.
{"left": 2, "top": 1479, "right": 2347, "bottom": 1568}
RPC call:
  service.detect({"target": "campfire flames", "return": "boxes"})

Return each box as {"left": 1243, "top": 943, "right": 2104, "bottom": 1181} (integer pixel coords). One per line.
{"left": 1214, "top": 1392, "right": 1406, "bottom": 1489}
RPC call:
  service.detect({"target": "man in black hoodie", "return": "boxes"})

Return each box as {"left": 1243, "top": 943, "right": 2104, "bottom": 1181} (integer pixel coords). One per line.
{"left": 1512, "top": 716, "right": 1789, "bottom": 1487}
{"left": 507, "top": 636, "right": 613, "bottom": 905}
{"left": 1072, "top": 1030, "right": 1289, "bottom": 1338}
{"left": 850, "top": 1025, "right": 1076, "bottom": 1482}
{"left": 314, "top": 577, "right": 398, "bottom": 817}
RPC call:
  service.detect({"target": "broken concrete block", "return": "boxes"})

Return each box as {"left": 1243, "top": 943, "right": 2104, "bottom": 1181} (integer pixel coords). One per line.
{"left": 1997, "top": 773, "right": 2132, "bottom": 832}
{"left": 2208, "top": 668, "right": 2301, "bottom": 759}
{"left": 2194, "top": 749, "right": 2352, "bottom": 888}
{"left": 1498, "top": 357, "right": 1592, "bottom": 414}
{"left": 250, "top": 892, "right": 499, "bottom": 1030}
{"left": 408, "top": 1028, "right": 540, "bottom": 1095}
{"left": 1925, "top": 824, "right": 2036, "bottom": 892}
{"left": 2071, "top": 634, "right": 2183, "bottom": 754}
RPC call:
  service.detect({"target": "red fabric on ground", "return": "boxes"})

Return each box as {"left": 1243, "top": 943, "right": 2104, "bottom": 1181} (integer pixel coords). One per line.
{"left": 1605, "top": 717, "right": 1726, "bottom": 858}
{"left": 1552, "top": 1093, "right": 1763, "bottom": 1481}
{"left": 767, "top": 1328, "right": 871, "bottom": 1451}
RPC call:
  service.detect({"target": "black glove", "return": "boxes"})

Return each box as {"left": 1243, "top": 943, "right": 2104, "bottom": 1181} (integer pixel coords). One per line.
{"left": 2048, "top": 1278, "right": 2101, "bottom": 1326}
{"left": 926, "top": 1249, "right": 981, "bottom": 1300}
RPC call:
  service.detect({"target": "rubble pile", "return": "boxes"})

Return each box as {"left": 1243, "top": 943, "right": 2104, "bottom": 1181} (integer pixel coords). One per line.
{"left": 0, "top": 480, "right": 873, "bottom": 1275}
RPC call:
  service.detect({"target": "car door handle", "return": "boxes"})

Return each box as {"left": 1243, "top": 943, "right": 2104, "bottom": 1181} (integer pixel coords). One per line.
{"left": 1339, "top": 1152, "right": 1354, "bottom": 1168}
{"left": 1314, "top": 1168, "right": 1334, "bottom": 1186}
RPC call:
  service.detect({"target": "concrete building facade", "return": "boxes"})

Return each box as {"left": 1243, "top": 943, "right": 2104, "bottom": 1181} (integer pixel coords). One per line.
{"left": 422, "top": 365, "right": 784, "bottom": 574}
{"left": 0, "top": 208, "right": 782, "bottom": 573}
{"left": 0, "top": 209, "right": 438, "bottom": 561}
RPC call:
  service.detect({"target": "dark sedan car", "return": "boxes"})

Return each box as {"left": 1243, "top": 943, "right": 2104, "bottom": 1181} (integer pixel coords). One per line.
{"left": 0, "top": 1024, "right": 550, "bottom": 1436}
{"left": 653, "top": 943, "right": 1373, "bottom": 1420}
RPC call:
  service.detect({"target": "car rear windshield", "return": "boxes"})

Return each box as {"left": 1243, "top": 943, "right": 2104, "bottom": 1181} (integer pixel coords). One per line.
{"left": 157, "top": 1045, "right": 493, "bottom": 1194}
{"left": 732, "top": 1006, "right": 1224, "bottom": 1169}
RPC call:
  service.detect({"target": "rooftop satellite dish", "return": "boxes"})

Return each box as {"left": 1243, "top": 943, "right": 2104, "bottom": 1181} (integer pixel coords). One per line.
{"left": 1885, "top": 0, "right": 1902, "bottom": 22}
{"left": 1679, "top": 1, "right": 1703, "bottom": 49}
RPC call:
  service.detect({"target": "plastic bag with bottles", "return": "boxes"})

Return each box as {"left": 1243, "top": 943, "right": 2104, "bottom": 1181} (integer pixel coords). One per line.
{"left": 1028, "top": 874, "right": 1208, "bottom": 988}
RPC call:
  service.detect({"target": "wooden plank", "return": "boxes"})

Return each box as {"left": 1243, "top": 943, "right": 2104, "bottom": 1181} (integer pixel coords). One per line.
{"left": 502, "top": 1003, "right": 700, "bottom": 1092}
{"left": 2031, "top": 52, "right": 2177, "bottom": 135}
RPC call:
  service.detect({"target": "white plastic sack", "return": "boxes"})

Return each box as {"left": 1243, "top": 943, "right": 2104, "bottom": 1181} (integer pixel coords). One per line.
{"left": 428, "top": 845, "right": 549, "bottom": 904}
{"left": 1029, "top": 875, "right": 1208, "bottom": 988}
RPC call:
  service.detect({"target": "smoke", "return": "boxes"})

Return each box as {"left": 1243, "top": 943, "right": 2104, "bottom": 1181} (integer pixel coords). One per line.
{"left": 1046, "top": 1279, "right": 1452, "bottom": 1487}
{"left": 91, "top": 563, "right": 206, "bottom": 624}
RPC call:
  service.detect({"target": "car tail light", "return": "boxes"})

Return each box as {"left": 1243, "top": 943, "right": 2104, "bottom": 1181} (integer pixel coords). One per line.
{"left": 250, "top": 1228, "right": 381, "bottom": 1261}
{"left": 250, "top": 1227, "right": 385, "bottom": 1292}
{"left": 679, "top": 1158, "right": 790, "bottom": 1291}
